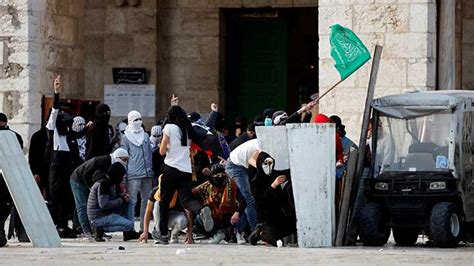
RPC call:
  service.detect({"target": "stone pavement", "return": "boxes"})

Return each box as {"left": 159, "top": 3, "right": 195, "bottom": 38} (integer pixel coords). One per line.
{"left": 1, "top": 235, "right": 473, "bottom": 265}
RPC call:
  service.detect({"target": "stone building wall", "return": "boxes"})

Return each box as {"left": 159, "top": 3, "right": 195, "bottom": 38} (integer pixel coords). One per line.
{"left": 157, "top": 0, "right": 318, "bottom": 117}
{"left": 318, "top": 0, "right": 437, "bottom": 141}
{"left": 84, "top": 0, "right": 157, "bottom": 126}
{"left": 461, "top": 0, "right": 474, "bottom": 89}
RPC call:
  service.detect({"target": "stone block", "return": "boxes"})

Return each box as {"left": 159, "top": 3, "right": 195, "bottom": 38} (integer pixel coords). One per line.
{"left": 463, "top": 19, "right": 474, "bottom": 44}
{"left": 273, "top": 0, "right": 293, "bottom": 7}
{"left": 318, "top": 5, "right": 352, "bottom": 35}
{"left": 125, "top": 8, "right": 156, "bottom": 34}
{"left": 353, "top": 4, "right": 409, "bottom": 33}
{"left": 158, "top": 0, "right": 177, "bottom": 8}
{"left": 462, "top": 45, "right": 474, "bottom": 89}
{"left": 84, "top": 9, "right": 105, "bottom": 34}
{"left": 104, "top": 35, "right": 134, "bottom": 61}
{"left": 159, "top": 8, "right": 183, "bottom": 37}
{"left": 377, "top": 58, "right": 407, "bottom": 87}
{"left": 181, "top": 9, "right": 219, "bottom": 36}
{"left": 335, "top": 88, "right": 367, "bottom": 113}
{"left": 85, "top": 0, "right": 106, "bottom": 9}
{"left": 69, "top": 0, "right": 85, "bottom": 17}
{"left": 409, "top": 3, "right": 436, "bottom": 33}
{"left": 464, "top": 1, "right": 474, "bottom": 19}
{"left": 85, "top": 35, "right": 104, "bottom": 63}
{"left": 44, "top": 44, "right": 70, "bottom": 68}
{"left": 134, "top": 33, "right": 157, "bottom": 63}
{"left": 84, "top": 63, "right": 104, "bottom": 98}
{"left": 105, "top": 8, "right": 126, "bottom": 34}
{"left": 292, "top": 0, "right": 318, "bottom": 7}
{"left": 242, "top": 0, "right": 273, "bottom": 8}
{"left": 0, "top": 41, "right": 4, "bottom": 65}
{"left": 71, "top": 47, "right": 84, "bottom": 69}
{"left": 384, "top": 33, "right": 431, "bottom": 59}
{"left": 215, "top": 0, "right": 241, "bottom": 8}
{"left": 185, "top": 62, "right": 219, "bottom": 91}
{"left": 199, "top": 37, "right": 219, "bottom": 62}
{"left": 407, "top": 58, "right": 435, "bottom": 87}
{"left": 76, "top": 17, "right": 85, "bottom": 44}
{"left": 177, "top": 0, "right": 216, "bottom": 8}
{"left": 166, "top": 37, "right": 200, "bottom": 60}
{"left": 45, "top": 15, "right": 76, "bottom": 46}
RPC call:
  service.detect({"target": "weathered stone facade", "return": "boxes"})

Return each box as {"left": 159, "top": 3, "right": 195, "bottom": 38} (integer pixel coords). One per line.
{"left": 1, "top": 0, "right": 474, "bottom": 149}
{"left": 319, "top": 0, "right": 437, "bottom": 140}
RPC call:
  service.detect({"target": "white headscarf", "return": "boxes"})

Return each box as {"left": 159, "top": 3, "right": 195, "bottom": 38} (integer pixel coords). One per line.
{"left": 124, "top": 110, "right": 145, "bottom": 146}
{"left": 111, "top": 148, "right": 129, "bottom": 168}
{"left": 150, "top": 125, "right": 162, "bottom": 148}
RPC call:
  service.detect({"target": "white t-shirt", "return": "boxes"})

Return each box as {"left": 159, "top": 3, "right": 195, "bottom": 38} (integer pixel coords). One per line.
{"left": 163, "top": 124, "right": 192, "bottom": 173}
{"left": 229, "top": 138, "right": 259, "bottom": 168}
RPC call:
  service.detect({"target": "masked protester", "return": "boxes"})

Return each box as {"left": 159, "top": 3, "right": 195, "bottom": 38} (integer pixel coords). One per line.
{"left": 192, "top": 164, "right": 247, "bottom": 245}
{"left": 249, "top": 152, "right": 296, "bottom": 247}
{"left": 87, "top": 163, "right": 132, "bottom": 242}
{"left": 121, "top": 110, "right": 153, "bottom": 236}
{"left": 0, "top": 113, "right": 24, "bottom": 247}
{"left": 69, "top": 116, "right": 87, "bottom": 168}
{"left": 70, "top": 148, "right": 129, "bottom": 240}
{"left": 157, "top": 104, "right": 213, "bottom": 245}
{"left": 45, "top": 75, "right": 77, "bottom": 238}
{"left": 86, "top": 103, "right": 112, "bottom": 160}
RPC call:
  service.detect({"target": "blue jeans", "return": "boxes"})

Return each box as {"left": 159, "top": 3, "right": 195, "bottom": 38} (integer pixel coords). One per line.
{"left": 225, "top": 160, "right": 257, "bottom": 230}
{"left": 70, "top": 178, "right": 91, "bottom": 234}
{"left": 90, "top": 213, "right": 134, "bottom": 233}
{"left": 126, "top": 178, "right": 152, "bottom": 231}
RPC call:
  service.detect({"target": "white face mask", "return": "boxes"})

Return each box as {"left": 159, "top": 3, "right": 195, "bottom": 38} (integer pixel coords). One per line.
{"left": 261, "top": 158, "right": 274, "bottom": 175}
{"left": 132, "top": 120, "right": 142, "bottom": 131}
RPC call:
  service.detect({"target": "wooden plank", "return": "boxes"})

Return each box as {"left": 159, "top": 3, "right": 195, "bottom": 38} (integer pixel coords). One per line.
{"left": 255, "top": 126, "right": 289, "bottom": 170}
{"left": 344, "top": 45, "right": 383, "bottom": 245}
{"left": 0, "top": 131, "right": 61, "bottom": 247}
{"left": 286, "top": 123, "right": 336, "bottom": 247}
{"left": 335, "top": 150, "right": 358, "bottom": 246}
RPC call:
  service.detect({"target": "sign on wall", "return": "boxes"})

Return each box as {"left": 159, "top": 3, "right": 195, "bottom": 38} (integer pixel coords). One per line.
{"left": 104, "top": 84, "right": 155, "bottom": 118}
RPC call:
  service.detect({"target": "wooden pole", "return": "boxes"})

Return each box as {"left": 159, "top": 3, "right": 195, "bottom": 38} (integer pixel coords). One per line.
{"left": 334, "top": 45, "right": 383, "bottom": 246}
{"left": 311, "top": 79, "right": 344, "bottom": 104}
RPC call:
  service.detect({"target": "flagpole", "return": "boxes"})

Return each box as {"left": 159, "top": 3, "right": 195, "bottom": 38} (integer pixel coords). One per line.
{"left": 311, "top": 79, "right": 344, "bottom": 104}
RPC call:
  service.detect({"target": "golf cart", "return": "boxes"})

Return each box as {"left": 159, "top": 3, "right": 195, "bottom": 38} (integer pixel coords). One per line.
{"left": 358, "top": 90, "right": 474, "bottom": 248}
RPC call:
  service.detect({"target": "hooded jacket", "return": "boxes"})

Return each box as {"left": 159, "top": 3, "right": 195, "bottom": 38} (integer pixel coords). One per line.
{"left": 121, "top": 131, "right": 153, "bottom": 181}
{"left": 86, "top": 104, "right": 112, "bottom": 160}
{"left": 251, "top": 152, "right": 295, "bottom": 222}
{"left": 87, "top": 163, "right": 126, "bottom": 221}
{"left": 71, "top": 155, "right": 112, "bottom": 188}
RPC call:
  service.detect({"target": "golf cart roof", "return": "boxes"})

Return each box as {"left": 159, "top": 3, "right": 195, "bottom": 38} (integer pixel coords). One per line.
{"left": 371, "top": 90, "right": 474, "bottom": 119}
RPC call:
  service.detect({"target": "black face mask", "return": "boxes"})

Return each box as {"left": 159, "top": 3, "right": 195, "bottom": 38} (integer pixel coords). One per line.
{"left": 209, "top": 174, "right": 226, "bottom": 187}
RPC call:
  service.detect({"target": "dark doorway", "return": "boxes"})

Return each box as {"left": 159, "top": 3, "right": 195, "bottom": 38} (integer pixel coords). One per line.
{"left": 223, "top": 8, "right": 318, "bottom": 122}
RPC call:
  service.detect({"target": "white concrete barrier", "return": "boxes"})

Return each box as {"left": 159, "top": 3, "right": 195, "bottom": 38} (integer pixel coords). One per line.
{"left": 0, "top": 131, "right": 61, "bottom": 247}
{"left": 256, "top": 126, "right": 289, "bottom": 170}
{"left": 287, "top": 123, "right": 336, "bottom": 247}
{"left": 256, "top": 124, "right": 336, "bottom": 247}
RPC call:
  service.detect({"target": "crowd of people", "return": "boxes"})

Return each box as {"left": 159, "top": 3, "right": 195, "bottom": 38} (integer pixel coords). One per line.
{"left": 0, "top": 75, "right": 357, "bottom": 247}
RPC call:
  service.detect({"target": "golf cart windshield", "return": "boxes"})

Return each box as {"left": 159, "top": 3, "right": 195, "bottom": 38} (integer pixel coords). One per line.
{"left": 374, "top": 111, "right": 453, "bottom": 175}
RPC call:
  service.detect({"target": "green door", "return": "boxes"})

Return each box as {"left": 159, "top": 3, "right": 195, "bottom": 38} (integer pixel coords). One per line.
{"left": 227, "top": 19, "right": 288, "bottom": 121}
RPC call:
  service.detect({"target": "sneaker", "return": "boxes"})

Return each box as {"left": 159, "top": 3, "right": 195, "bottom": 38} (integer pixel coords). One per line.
{"left": 103, "top": 233, "right": 112, "bottom": 240}
{"left": 151, "top": 229, "right": 160, "bottom": 243}
{"left": 154, "top": 233, "right": 169, "bottom": 245}
{"left": 236, "top": 232, "right": 246, "bottom": 245}
{"left": 200, "top": 207, "right": 214, "bottom": 232}
{"left": 170, "top": 229, "right": 179, "bottom": 244}
{"left": 83, "top": 232, "right": 94, "bottom": 241}
{"left": 123, "top": 230, "right": 140, "bottom": 241}
{"left": 208, "top": 231, "right": 225, "bottom": 244}
{"left": 93, "top": 228, "right": 105, "bottom": 242}
{"left": 58, "top": 227, "right": 78, "bottom": 239}
{"left": 249, "top": 225, "right": 264, "bottom": 246}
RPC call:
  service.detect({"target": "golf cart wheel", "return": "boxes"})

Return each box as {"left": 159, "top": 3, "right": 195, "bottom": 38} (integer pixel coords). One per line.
{"left": 392, "top": 228, "right": 419, "bottom": 246}
{"left": 429, "top": 202, "right": 462, "bottom": 248}
{"left": 358, "top": 203, "right": 390, "bottom": 246}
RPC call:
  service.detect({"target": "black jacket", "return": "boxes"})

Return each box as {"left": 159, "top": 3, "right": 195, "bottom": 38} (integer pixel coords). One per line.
{"left": 71, "top": 155, "right": 112, "bottom": 188}
{"left": 229, "top": 133, "right": 250, "bottom": 151}
{"left": 28, "top": 127, "right": 49, "bottom": 179}
{"left": 251, "top": 152, "right": 295, "bottom": 223}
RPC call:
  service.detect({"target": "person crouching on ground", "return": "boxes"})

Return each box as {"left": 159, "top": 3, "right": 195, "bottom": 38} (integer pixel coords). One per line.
{"left": 249, "top": 152, "right": 296, "bottom": 247}
{"left": 87, "top": 163, "right": 132, "bottom": 242}
{"left": 139, "top": 175, "right": 188, "bottom": 244}
{"left": 192, "top": 164, "right": 247, "bottom": 245}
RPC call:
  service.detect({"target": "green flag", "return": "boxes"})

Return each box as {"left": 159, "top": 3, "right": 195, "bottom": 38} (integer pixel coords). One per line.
{"left": 330, "top": 24, "right": 371, "bottom": 81}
